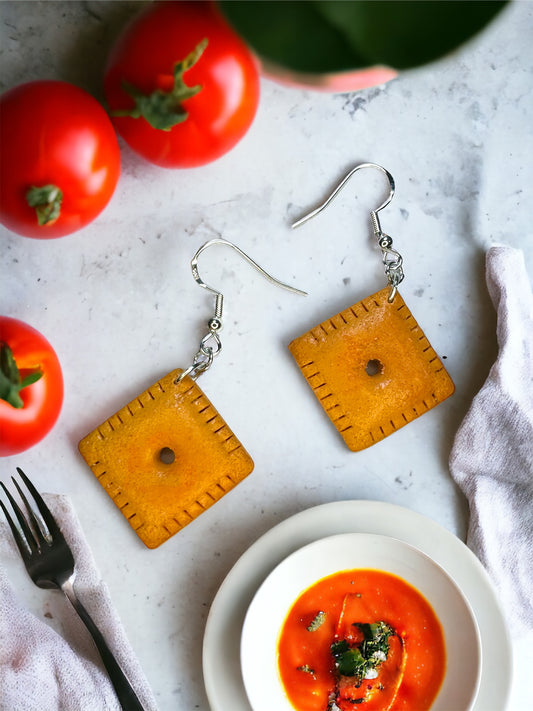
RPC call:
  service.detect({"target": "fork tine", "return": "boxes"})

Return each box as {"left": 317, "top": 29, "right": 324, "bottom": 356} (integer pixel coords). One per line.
{"left": 12, "top": 476, "right": 49, "bottom": 546}
{"left": 16, "top": 468, "right": 62, "bottom": 540}
{"left": 0, "top": 484, "right": 34, "bottom": 560}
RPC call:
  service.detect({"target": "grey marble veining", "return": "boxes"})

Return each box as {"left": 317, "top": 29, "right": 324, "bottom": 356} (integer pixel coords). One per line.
{"left": 1, "top": 1, "right": 532, "bottom": 709}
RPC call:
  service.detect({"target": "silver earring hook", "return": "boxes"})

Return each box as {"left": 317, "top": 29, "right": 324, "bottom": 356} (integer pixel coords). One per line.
{"left": 191, "top": 237, "right": 306, "bottom": 322}
{"left": 292, "top": 162, "right": 404, "bottom": 302}
{"left": 178, "top": 238, "right": 307, "bottom": 382}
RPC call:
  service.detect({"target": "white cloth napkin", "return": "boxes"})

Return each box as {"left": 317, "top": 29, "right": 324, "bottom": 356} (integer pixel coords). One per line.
{"left": 449, "top": 245, "right": 533, "bottom": 633}
{"left": 0, "top": 494, "right": 158, "bottom": 711}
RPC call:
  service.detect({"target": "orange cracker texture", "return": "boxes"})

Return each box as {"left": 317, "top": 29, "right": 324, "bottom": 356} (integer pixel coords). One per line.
{"left": 288, "top": 287, "right": 455, "bottom": 451}
{"left": 78, "top": 370, "right": 254, "bottom": 548}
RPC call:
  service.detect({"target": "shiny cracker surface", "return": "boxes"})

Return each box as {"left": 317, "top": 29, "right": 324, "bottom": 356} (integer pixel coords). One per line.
{"left": 288, "top": 287, "right": 455, "bottom": 451}
{"left": 78, "top": 369, "right": 253, "bottom": 548}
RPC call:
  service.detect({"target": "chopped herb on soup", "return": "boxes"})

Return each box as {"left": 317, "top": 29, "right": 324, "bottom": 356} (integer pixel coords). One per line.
{"left": 277, "top": 569, "right": 445, "bottom": 711}
{"left": 307, "top": 610, "right": 326, "bottom": 632}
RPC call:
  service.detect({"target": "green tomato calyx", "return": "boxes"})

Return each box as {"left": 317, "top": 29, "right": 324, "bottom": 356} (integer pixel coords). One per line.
{"left": 26, "top": 185, "right": 63, "bottom": 226}
{"left": 0, "top": 342, "right": 43, "bottom": 409}
{"left": 113, "top": 39, "right": 208, "bottom": 131}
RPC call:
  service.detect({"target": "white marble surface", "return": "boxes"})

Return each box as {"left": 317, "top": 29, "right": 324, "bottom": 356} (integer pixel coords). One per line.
{"left": 1, "top": 1, "right": 532, "bottom": 709}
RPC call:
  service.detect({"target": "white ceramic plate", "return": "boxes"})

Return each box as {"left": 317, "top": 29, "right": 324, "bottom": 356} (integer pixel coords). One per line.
{"left": 202, "top": 501, "right": 512, "bottom": 711}
{"left": 241, "top": 533, "right": 481, "bottom": 711}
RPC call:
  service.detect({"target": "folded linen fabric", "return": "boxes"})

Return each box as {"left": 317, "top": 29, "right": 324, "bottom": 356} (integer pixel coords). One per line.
{"left": 0, "top": 494, "right": 158, "bottom": 711}
{"left": 449, "top": 245, "right": 533, "bottom": 632}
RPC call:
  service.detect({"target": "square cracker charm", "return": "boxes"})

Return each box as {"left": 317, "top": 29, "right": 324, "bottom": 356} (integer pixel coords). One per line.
{"left": 78, "top": 369, "right": 253, "bottom": 548}
{"left": 288, "top": 287, "right": 454, "bottom": 451}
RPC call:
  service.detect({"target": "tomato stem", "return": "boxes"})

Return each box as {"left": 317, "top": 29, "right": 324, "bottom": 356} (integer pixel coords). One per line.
{"left": 26, "top": 185, "right": 63, "bottom": 226}
{"left": 0, "top": 342, "right": 43, "bottom": 409}
{"left": 112, "top": 38, "right": 208, "bottom": 131}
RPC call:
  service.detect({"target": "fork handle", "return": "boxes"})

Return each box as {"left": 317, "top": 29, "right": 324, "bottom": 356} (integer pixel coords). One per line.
{"left": 61, "top": 580, "right": 146, "bottom": 711}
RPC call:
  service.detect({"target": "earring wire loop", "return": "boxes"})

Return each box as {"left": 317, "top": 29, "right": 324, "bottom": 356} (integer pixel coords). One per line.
{"left": 292, "top": 162, "right": 395, "bottom": 230}
{"left": 291, "top": 162, "right": 404, "bottom": 302}
{"left": 177, "top": 238, "right": 307, "bottom": 382}
{"left": 191, "top": 238, "right": 307, "bottom": 317}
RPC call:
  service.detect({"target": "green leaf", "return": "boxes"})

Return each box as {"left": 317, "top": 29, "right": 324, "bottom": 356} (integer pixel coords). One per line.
{"left": 26, "top": 185, "right": 63, "bottom": 225}
{"left": 20, "top": 371, "right": 43, "bottom": 388}
{"left": 331, "top": 639, "right": 350, "bottom": 657}
{"left": 336, "top": 647, "right": 367, "bottom": 677}
{"left": 0, "top": 377, "right": 23, "bottom": 408}
{"left": 331, "top": 621, "right": 395, "bottom": 679}
{"left": 0, "top": 342, "right": 43, "bottom": 409}
{"left": 220, "top": 1, "right": 361, "bottom": 73}
{"left": 307, "top": 610, "right": 326, "bottom": 631}
{"left": 296, "top": 664, "right": 316, "bottom": 676}
{"left": 0, "top": 340, "right": 20, "bottom": 383}
{"left": 315, "top": 0, "right": 508, "bottom": 69}
{"left": 0, "top": 369, "right": 23, "bottom": 408}
{"left": 219, "top": 0, "right": 508, "bottom": 74}
{"left": 113, "top": 39, "right": 207, "bottom": 131}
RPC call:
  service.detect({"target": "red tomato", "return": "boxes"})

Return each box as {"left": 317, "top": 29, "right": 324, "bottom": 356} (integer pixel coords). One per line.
{"left": 0, "top": 317, "right": 64, "bottom": 456}
{"left": 104, "top": 0, "right": 260, "bottom": 168}
{"left": 0, "top": 81, "right": 120, "bottom": 239}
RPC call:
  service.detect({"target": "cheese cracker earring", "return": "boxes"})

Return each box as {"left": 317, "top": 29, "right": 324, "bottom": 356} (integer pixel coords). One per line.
{"left": 79, "top": 238, "right": 306, "bottom": 548}
{"left": 288, "top": 163, "right": 454, "bottom": 451}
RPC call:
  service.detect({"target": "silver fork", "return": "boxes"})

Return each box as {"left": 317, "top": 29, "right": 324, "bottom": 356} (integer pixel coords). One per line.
{"left": 0, "top": 468, "right": 145, "bottom": 711}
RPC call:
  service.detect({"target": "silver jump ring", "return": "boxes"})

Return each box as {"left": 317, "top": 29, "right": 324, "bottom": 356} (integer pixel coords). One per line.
{"left": 175, "top": 349, "right": 214, "bottom": 383}
{"left": 200, "top": 330, "right": 222, "bottom": 356}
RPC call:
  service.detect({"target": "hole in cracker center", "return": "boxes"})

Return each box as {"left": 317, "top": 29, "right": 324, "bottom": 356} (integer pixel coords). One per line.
{"left": 365, "top": 359, "right": 384, "bottom": 376}
{"left": 159, "top": 447, "right": 176, "bottom": 464}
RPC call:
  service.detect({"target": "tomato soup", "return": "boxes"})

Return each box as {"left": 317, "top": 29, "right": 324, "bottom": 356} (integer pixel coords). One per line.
{"left": 277, "top": 569, "right": 445, "bottom": 711}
